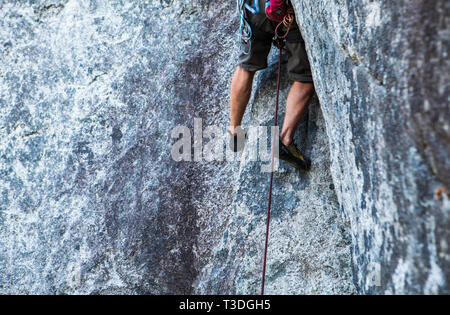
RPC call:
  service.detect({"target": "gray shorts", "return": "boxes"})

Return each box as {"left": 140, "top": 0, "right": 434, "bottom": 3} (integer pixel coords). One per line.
{"left": 238, "top": 9, "right": 313, "bottom": 83}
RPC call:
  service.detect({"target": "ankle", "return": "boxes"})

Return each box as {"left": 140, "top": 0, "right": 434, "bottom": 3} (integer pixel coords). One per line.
{"left": 280, "top": 133, "right": 293, "bottom": 146}
{"left": 229, "top": 125, "right": 243, "bottom": 136}
{"left": 282, "top": 139, "right": 292, "bottom": 146}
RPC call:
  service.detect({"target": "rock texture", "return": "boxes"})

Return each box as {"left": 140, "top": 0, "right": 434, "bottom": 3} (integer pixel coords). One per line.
{"left": 0, "top": 0, "right": 238, "bottom": 294}
{"left": 0, "top": 0, "right": 353, "bottom": 294}
{"left": 291, "top": 0, "right": 450, "bottom": 294}
{"left": 0, "top": 0, "right": 448, "bottom": 295}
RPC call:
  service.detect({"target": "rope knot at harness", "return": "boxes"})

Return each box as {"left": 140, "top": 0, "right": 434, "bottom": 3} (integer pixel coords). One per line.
{"left": 273, "top": 38, "right": 286, "bottom": 50}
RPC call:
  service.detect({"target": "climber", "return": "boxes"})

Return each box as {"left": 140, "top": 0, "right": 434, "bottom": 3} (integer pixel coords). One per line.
{"left": 229, "top": 0, "right": 314, "bottom": 171}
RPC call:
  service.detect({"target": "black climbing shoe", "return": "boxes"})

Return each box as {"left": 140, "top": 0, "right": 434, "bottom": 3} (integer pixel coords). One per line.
{"left": 227, "top": 128, "right": 247, "bottom": 152}
{"left": 278, "top": 140, "right": 311, "bottom": 171}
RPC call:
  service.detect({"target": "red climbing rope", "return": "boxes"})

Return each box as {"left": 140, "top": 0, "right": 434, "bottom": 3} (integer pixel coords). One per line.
{"left": 261, "top": 39, "right": 285, "bottom": 296}
{"left": 261, "top": 5, "right": 295, "bottom": 296}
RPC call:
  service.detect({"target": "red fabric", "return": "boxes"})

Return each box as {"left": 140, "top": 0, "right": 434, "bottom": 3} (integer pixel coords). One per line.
{"left": 265, "top": 0, "right": 287, "bottom": 22}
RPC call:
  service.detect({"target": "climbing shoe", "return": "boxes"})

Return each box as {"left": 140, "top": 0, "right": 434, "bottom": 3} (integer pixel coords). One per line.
{"left": 278, "top": 139, "right": 311, "bottom": 171}
{"left": 227, "top": 128, "right": 247, "bottom": 152}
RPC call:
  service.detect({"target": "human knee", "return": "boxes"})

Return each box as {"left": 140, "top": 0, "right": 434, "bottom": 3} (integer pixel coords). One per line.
{"left": 234, "top": 67, "right": 255, "bottom": 92}
{"left": 292, "top": 81, "right": 315, "bottom": 100}
{"left": 237, "top": 66, "right": 256, "bottom": 80}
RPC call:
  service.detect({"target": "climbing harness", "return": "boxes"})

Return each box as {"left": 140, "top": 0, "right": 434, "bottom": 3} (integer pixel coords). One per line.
{"left": 238, "top": 0, "right": 295, "bottom": 54}
{"left": 261, "top": 5, "right": 295, "bottom": 296}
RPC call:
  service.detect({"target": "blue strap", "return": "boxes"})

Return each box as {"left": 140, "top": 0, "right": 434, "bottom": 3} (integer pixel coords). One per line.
{"left": 244, "top": 0, "right": 260, "bottom": 15}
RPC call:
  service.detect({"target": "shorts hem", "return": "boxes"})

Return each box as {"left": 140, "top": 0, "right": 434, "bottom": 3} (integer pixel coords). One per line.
{"left": 289, "top": 74, "right": 314, "bottom": 83}
{"left": 238, "top": 63, "right": 267, "bottom": 72}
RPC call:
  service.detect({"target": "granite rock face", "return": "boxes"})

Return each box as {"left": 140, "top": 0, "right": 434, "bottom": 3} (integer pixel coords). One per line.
{"left": 0, "top": 0, "right": 238, "bottom": 294}
{"left": 291, "top": 0, "right": 449, "bottom": 294}
{"left": 0, "top": 0, "right": 448, "bottom": 295}
{"left": 0, "top": 0, "right": 352, "bottom": 294}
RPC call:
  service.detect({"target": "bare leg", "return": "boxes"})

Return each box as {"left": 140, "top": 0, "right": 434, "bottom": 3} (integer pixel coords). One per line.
{"left": 229, "top": 66, "right": 256, "bottom": 135}
{"left": 280, "top": 81, "right": 315, "bottom": 146}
